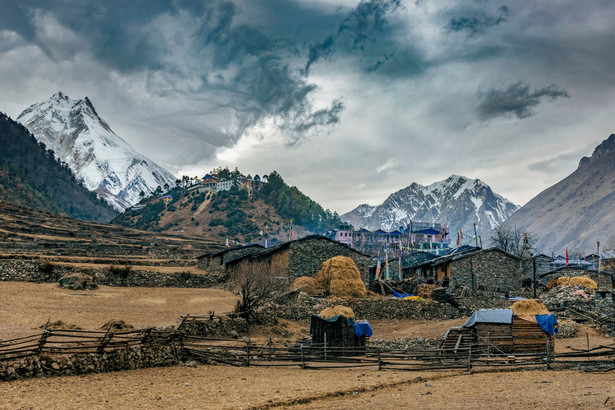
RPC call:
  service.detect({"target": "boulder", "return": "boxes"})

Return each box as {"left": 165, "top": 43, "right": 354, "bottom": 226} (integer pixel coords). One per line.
{"left": 59, "top": 272, "right": 97, "bottom": 290}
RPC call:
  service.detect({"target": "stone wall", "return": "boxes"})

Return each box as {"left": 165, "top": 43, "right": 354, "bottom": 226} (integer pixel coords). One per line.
{"left": 448, "top": 250, "right": 521, "bottom": 292}
{"left": 0, "top": 259, "right": 220, "bottom": 288}
{"left": 198, "top": 246, "right": 263, "bottom": 269}
{"left": 1, "top": 343, "right": 181, "bottom": 381}
{"left": 287, "top": 239, "right": 371, "bottom": 281}
{"left": 542, "top": 267, "right": 613, "bottom": 290}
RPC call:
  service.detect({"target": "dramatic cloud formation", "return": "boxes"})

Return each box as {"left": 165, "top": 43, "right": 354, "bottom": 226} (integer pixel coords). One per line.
{"left": 1, "top": 0, "right": 615, "bottom": 214}
{"left": 477, "top": 82, "right": 569, "bottom": 120}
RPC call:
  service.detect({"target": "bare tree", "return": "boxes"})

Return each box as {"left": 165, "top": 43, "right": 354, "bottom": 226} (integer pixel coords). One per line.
{"left": 229, "top": 261, "right": 280, "bottom": 322}
{"left": 489, "top": 225, "right": 537, "bottom": 257}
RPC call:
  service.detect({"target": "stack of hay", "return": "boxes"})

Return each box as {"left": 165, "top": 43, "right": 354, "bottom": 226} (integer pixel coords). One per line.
{"left": 417, "top": 284, "right": 436, "bottom": 299}
{"left": 317, "top": 305, "right": 355, "bottom": 320}
{"left": 546, "top": 276, "right": 597, "bottom": 290}
{"left": 291, "top": 256, "right": 367, "bottom": 298}
{"left": 511, "top": 299, "right": 550, "bottom": 316}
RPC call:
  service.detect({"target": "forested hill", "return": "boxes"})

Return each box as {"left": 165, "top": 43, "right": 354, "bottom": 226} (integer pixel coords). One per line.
{"left": 112, "top": 169, "right": 342, "bottom": 243}
{"left": 0, "top": 112, "right": 117, "bottom": 222}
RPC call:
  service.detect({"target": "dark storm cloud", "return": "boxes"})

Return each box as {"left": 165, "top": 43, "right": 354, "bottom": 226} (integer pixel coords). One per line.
{"left": 445, "top": 5, "right": 510, "bottom": 35}
{"left": 0, "top": 0, "right": 347, "bottom": 146}
{"left": 477, "top": 82, "right": 569, "bottom": 120}
{"left": 304, "top": 0, "right": 427, "bottom": 77}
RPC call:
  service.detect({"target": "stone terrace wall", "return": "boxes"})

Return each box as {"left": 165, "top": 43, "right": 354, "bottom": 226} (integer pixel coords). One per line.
{"left": 288, "top": 239, "right": 371, "bottom": 281}
{"left": 449, "top": 251, "right": 521, "bottom": 292}
{"left": 542, "top": 267, "right": 613, "bottom": 290}
{"left": 1, "top": 343, "right": 181, "bottom": 381}
{"left": 0, "top": 259, "right": 220, "bottom": 288}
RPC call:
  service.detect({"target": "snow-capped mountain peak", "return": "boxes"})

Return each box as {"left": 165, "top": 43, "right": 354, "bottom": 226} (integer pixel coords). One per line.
{"left": 341, "top": 175, "right": 519, "bottom": 235}
{"left": 17, "top": 92, "right": 176, "bottom": 211}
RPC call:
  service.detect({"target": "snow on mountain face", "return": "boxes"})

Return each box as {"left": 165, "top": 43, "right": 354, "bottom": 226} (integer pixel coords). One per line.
{"left": 17, "top": 92, "right": 176, "bottom": 211}
{"left": 341, "top": 175, "right": 519, "bottom": 236}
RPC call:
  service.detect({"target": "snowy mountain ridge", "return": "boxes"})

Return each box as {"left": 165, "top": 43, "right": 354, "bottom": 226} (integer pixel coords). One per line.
{"left": 341, "top": 175, "right": 519, "bottom": 236}
{"left": 17, "top": 92, "right": 176, "bottom": 211}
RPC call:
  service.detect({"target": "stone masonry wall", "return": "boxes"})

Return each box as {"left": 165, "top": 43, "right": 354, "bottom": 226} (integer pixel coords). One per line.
{"left": 542, "top": 268, "right": 613, "bottom": 290}
{"left": 1, "top": 343, "right": 181, "bottom": 381}
{"left": 288, "top": 239, "right": 371, "bottom": 281}
{"left": 0, "top": 259, "right": 220, "bottom": 288}
{"left": 449, "top": 250, "right": 521, "bottom": 292}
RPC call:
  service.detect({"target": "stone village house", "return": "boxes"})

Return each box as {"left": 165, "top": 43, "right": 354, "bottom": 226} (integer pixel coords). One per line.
{"left": 425, "top": 247, "right": 523, "bottom": 292}
{"left": 224, "top": 236, "right": 371, "bottom": 282}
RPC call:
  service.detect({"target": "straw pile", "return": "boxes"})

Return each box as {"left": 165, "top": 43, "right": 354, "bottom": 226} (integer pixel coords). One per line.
{"left": 318, "top": 305, "right": 355, "bottom": 320}
{"left": 291, "top": 276, "right": 321, "bottom": 295}
{"left": 100, "top": 319, "right": 135, "bottom": 332}
{"left": 547, "top": 276, "right": 598, "bottom": 290}
{"left": 417, "top": 284, "right": 436, "bottom": 299}
{"left": 313, "top": 256, "right": 367, "bottom": 298}
{"left": 39, "top": 320, "right": 82, "bottom": 331}
{"left": 511, "top": 299, "right": 550, "bottom": 315}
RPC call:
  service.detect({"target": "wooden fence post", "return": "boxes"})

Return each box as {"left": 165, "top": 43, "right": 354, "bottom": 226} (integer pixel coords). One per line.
{"left": 587, "top": 333, "right": 591, "bottom": 362}
{"left": 467, "top": 347, "right": 472, "bottom": 372}
{"left": 546, "top": 339, "right": 551, "bottom": 370}
{"left": 37, "top": 330, "right": 49, "bottom": 355}
{"left": 377, "top": 348, "right": 382, "bottom": 371}
{"left": 245, "top": 343, "right": 251, "bottom": 367}
{"left": 300, "top": 344, "right": 305, "bottom": 369}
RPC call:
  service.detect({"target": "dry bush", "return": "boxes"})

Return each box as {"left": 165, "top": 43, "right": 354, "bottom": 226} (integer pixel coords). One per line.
{"left": 230, "top": 261, "right": 283, "bottom": 322}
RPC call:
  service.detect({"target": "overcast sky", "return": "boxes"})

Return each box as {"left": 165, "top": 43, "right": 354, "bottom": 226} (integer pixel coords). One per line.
{"left": 1, "top": 0, "right": 614, "bottom": 214}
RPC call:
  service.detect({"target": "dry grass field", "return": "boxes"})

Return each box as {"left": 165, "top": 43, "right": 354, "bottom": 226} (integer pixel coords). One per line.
{"left": 1, "top": 365, "right": 614, "bottom": 409}
{"left": 1, "top": 279, "right": 614, "bottom": 409}
{"left": 0, "top": 282, "right": 238, "bottom": 339}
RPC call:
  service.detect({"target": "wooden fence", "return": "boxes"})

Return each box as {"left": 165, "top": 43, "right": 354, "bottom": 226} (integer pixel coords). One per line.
{"left": 181, "top": 334, "right": 615, "bottom": 372}
{"left": 0, "top": 328, "right": 179, "bottom": 361}
{"left": 2, "top": 317, "right": 615, "bottom": 375}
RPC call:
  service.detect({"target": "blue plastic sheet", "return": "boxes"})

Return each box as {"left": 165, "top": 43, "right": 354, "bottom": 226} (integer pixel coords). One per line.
{"left": 354, "top": 321, "right": 373, "bottom": 338}
{"left": 535, "top": 313, "right": 559, "bottom": 335}
{"left": 392, "top": 291, "right": 413, "bottom": 298}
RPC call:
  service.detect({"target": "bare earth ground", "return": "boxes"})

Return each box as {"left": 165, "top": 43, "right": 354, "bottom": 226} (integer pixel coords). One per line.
{"left": 0, "top": 282, "right": 238, "bottom": 339}
{"left": 1, "top": 366, "right": 614, "bottom": 409}
{"left": 2, "top": 281, "right": 614, "bottom": 409}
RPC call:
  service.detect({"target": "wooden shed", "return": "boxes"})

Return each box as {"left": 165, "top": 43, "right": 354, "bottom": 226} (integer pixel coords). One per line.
{"left": 441, "top": 309, "right": 556, "bottom": 355}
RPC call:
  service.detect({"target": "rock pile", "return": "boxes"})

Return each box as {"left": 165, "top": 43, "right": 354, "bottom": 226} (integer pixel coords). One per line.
{"left": 59, "top": 272, "right": 97, "bottom": 290}
{"left": 540, "top": 285, "right": 595, "bottom": 307}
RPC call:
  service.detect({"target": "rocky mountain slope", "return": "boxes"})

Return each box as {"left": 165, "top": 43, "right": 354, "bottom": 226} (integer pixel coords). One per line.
{"left": 113, "top": 170, "right": 341, "bottom": 244}
{"left": 0, "top": 112, "right": 116, "bottom": 222}
{"left": 502, "top": 134, "right": 615, "bottom": 255}
{"left": 342, "top": 175, "right": 519, "bottom": 236}
{"left": 17, "top": 92, "right": 176, "bottom": 211}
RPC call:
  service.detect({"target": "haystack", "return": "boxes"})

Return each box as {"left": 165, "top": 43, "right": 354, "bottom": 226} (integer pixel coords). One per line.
{"left": 511, "top": 299, "right": 550, "bottom": 316}
{"left": 39, "top": 320, "right": 82, "bottom": 331}
{"left": 100, "top": 319, "right": 134, "bottom": 332}
{"left": 318, "top": 305, "right": 355, "bottom": 320}
{"left": 417, "top": 284, "right": 436, "bottom": 299}
{"left": 291, "top": 276, "right": 322, "bottom": 296}
{"left": 548, "top": 276, "right": 597, "bottom": 290}
{"left": 313, "top": 256, "right": 367, "bottom": 298}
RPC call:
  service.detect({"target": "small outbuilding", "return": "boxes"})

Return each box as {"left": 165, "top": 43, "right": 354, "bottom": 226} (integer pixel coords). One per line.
{"left": 442, "top": 303, "right": 557, "bottom": 355}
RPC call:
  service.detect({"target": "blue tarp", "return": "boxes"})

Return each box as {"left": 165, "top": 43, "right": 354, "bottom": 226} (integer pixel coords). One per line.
{"left": 392, "top": 291, "right": 413, "bottom": 298}
{"left": 535, "top": 313, "right": 559, "bottom": 335}
{"left": 354, "top": 321, "right": 373, "bottom": 338}
{"left": 463, "top": 309, "right": 513, "bottom": 328}
{"left": 500, "top": 296, "right": 528, "bottom": 301}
